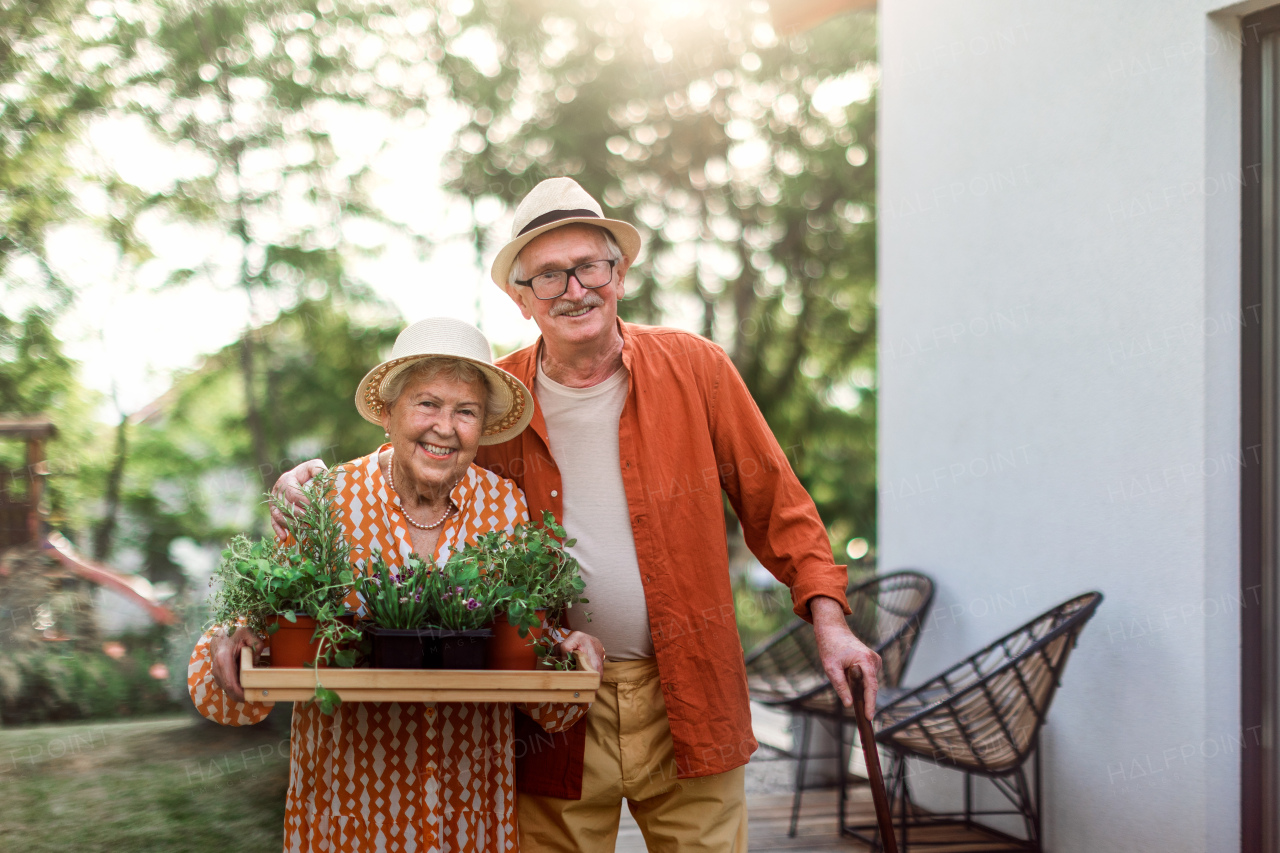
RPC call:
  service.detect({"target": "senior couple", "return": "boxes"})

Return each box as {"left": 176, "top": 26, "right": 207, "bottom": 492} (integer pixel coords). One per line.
{"left": 189, "top": 178, "right": 880, "bottom": 852}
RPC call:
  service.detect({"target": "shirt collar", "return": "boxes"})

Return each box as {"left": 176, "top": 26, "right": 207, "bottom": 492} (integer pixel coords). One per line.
{"left": 376, "top": 442, "right": 478, "bottom": 514}
{"left": 449, "top": 463, "right": 479, "bottom": 512}
{"left": 532, "top": 317, "right": 633, "bottom": 376}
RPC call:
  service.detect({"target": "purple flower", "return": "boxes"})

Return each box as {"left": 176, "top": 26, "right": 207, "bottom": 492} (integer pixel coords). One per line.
{"left": 466, "top": 598, "right": 480, "bottom": 611}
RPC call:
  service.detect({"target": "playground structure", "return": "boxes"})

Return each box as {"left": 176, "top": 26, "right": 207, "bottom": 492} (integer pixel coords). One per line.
{"left": 0, "top": 416, "right": 174, "bottom": 637}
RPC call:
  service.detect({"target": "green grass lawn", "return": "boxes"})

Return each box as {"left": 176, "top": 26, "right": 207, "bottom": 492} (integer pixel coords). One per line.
{"left": 0, "top": 711, "right": 291, "bottom": 852}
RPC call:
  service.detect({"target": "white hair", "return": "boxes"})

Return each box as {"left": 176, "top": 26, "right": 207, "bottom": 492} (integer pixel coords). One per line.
{"left": 507, "top": 224, "right": 624, "bottom": 289}
{"left": 381, "top": 357, "right": 500, "bottom": 422}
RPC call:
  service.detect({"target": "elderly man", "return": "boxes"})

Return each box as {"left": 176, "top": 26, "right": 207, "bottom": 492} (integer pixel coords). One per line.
{"left": 273, "top": 177, "right": 879, "bottom": 852}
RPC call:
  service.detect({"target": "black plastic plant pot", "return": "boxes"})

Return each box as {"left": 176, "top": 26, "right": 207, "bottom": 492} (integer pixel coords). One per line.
{"left": 366, "top": 627, "right": 494, "bottom": 669}
{"left": 366, "top": 627, "right": 428, "bottom": 669}
{"left": 423, "top": 629, "right": 493, "bottom": 670}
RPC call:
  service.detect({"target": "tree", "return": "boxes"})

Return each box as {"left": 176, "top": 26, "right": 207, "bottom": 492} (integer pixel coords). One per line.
{"left": 0, "top": 0, "right": 110, "bottom": 310}
{"left": 427, "top": 0, "right": 878, "bottom": 549}
{"left": 111, "top": 0, "right": 436, "bottom": 487}
{"left": 117, "top": 290, "right": 400, "bottom": 585}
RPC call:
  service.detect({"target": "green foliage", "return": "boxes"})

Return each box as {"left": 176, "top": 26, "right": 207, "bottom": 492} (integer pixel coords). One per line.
{"left": 431, "top": 0, "right": 878, "bottom": 546}
{"left": 113, "top": 0, "right": 435, "bottom": 492}
{"left": 0, "top": 0, "right": 110, "bottom": 305}
{"left": 424, "top": 556, "right": 497, "bottom": 631}
{"left": 353, "top": 554, "right": 438, "bottom": 630}
{"left": 354, "top": 551, "right": 496, "bottom": 632}
{"left": 210, "top": 471, "right": 362, "bottom": 712}
{"left": 0, "top": 647, "right": 179, "bottom": 726}
{"left": 209, "top": 471, "right": 354, "bottom": 633}
{"left": 0, "top": 717, "right": 291, "bottom": 852}
{"left": 110, "top": 293, "right": 398, "bottom": 590}
{"left": 462, "top": 511, "right": 588, "bottom": 636}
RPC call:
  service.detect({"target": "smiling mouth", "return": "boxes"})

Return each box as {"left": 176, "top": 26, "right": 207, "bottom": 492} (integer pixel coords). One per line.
{"left": 560, "top": 305, "right": 593, "bottom": 318}
{"left": 419, "top": 442, "right": 456, "bottom": 458}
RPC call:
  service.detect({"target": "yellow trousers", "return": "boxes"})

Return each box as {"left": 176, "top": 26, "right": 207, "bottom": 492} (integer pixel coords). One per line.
{"left": 519, "top": 658, "right": 748, "bottom": 852}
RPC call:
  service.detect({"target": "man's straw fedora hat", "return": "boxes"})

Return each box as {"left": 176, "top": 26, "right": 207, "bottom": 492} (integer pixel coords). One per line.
{"left": 489, "top": 177, "right": 643, "bottom": 287}
{"left": 355, "top": 317, "right": 534, "bottom": 446}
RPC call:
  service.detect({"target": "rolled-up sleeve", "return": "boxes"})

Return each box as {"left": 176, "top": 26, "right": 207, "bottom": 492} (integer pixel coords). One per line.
{"left": 709, "top": 349, "right": 850, "bottom": 620}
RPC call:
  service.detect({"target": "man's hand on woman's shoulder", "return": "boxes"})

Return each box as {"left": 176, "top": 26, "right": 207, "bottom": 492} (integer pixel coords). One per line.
{"left": 270, "top": 459, "right": 327, "bottom": 539}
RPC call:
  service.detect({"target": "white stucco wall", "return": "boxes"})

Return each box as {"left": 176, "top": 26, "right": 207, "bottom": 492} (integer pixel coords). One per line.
{"left": 878, "top": 2, "right": 1254, "bottom": 850}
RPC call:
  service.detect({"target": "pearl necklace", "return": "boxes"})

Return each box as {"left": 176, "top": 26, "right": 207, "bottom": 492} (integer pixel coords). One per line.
{"left": 386, "top": 451, "right": 455, "bottom": 531}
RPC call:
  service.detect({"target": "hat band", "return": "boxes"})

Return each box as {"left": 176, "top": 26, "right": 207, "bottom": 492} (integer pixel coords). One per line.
{"left": 516, "top": 208, "right": 599, "bottom": 236}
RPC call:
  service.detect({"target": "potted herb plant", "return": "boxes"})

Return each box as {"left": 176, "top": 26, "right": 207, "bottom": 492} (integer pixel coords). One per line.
{"left": 457, "top": 513, "right": 588, "bottom": 671}
{"left": 354, "top": 552, "right": 497, "bottom": 669}
{"left": 209, "top": 471, "right": 359, "bottom": 671}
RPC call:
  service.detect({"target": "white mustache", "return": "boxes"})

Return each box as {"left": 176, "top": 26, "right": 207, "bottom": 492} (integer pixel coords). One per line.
{"left": 550, "top": 292, "right": 605, "bottom": 317}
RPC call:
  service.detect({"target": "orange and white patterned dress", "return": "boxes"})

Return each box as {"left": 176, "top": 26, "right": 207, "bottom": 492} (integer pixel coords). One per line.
{"left": 188, "top": 448, "right": 588, "bottom": 853}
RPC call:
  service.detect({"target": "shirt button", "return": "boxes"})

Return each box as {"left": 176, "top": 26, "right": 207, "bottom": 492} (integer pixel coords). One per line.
{"left": 551, "top": 490, "right": 558, "bottom": 497}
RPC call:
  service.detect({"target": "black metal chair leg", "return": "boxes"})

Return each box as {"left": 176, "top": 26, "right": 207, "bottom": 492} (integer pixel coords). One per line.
{"left": 899, "top": 756, "right": 911, "bottom": 853}
{"left": 789, "top": 713, "right": 812, "bottom": 837}
{"left": 964, "top": 770, "right": 973, "bottom": 828}
{"left": 1033, "top": 735, "right": 1043, "bottom": 851}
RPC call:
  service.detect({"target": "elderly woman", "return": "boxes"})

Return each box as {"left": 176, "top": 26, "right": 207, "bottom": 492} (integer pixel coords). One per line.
{"left": 187, "top": 317, "right": 603, "bottom": 853}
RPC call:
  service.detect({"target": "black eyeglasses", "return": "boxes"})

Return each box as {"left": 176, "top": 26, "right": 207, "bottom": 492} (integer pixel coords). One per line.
{"left": 514, "top": 259, "right": 618, "bottom": 300}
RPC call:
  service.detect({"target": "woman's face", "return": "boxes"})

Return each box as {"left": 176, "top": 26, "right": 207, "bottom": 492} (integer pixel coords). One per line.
{"left": 381, "top": 369, "right": 487, "bottom": 495}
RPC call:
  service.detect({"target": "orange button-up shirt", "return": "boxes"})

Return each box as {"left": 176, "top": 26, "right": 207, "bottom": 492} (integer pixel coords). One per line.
{"left": 476, "top": 321, "right": 850, "bottom": 796}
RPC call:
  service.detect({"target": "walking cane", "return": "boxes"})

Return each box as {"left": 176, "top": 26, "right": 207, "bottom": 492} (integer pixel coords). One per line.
{"left": 848, "top": 667, "right": 899, "bottom": 853}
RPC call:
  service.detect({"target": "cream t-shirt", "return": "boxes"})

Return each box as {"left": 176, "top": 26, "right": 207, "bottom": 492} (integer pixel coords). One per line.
{"left": 536, "top": 359, "right": 654, "bottom": 660}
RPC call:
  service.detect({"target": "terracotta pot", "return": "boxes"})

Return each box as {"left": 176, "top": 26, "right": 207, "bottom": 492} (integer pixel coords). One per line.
{"left": 266, "top": 614, "right": 324, "bottom": 669}
{"left": 487, "top": 611, "right": 547, "bottom": 671}
{"left": 266, "top": 614, "right": 353, "bottom": 669}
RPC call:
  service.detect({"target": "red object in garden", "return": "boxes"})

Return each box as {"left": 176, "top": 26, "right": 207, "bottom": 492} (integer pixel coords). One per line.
{"left": 267, "top": 615, "right": 328, "bottom": 669}
{"left": 487, "top": 611, "right": 546, "bottom": 671}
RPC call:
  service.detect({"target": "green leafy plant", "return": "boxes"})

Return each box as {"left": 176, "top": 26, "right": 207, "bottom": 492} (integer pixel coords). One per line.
{"left": 353, "top": 551, "right": 497, "bottom": 632}
{"left": 210, "top": 471, "right": 354, "bottom": 637}
{"left": 427, "top": 555, "right": 498, "bottom": 631}
{"left": 208, "top": 470, "right": 361, "bottom": 714}
{"left": 454, "top": 512, "right": 589, "bottom": 668}
{"left": 352, "top": 553, "right": 436, "bottom": 630}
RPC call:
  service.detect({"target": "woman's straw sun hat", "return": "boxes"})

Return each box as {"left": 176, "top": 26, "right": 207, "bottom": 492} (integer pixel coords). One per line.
{"left": 355, "top": 317, "right": 534, "bottom": 445}
{"left": 489, "top": 177, "right": 643, "bottom": 287}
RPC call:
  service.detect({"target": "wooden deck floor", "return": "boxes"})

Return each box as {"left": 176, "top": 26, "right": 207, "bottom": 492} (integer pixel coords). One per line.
{"left": 616, "top": 787, "right": 868, "bottom": 852}
{"left": 615, "top": 784, "right": 1031, "bottom": 852}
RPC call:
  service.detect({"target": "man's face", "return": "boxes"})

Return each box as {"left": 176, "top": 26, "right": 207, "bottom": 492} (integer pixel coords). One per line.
{"left": 507, "top": 224, "right": 629, "bottom": 348}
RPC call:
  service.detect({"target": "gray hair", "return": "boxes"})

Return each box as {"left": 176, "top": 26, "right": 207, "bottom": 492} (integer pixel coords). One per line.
{"left": 507, "top": 224, "right": 624, "bottom": 289}
{"left": 381, "top": 357, "right": 500, "bottom": 423}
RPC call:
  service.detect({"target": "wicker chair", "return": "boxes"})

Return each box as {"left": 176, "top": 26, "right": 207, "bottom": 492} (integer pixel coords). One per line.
{"left": 852, "top": 591, "right": 1103, "bottom": 852}
{"left": 744, "top": 570, "right": 935, "bottom": 836}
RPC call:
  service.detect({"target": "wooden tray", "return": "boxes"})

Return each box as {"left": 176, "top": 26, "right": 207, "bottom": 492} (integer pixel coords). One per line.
{"left": 240, "top": 647, "right": 600, "bottom": 704}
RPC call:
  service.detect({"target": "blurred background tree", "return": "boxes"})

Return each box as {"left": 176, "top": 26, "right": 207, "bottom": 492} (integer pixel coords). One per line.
{"left": 429, "top": 0, "right": 878, "bottom": 553}
{"left": 0, "top": 0, "right": 117, "bottom": 531}
{"left": 110, "top": 0, "right": 435, "bottom": 490}
{"left": 115, "top": 291, "right": 399, "bottom": 588}
{"left": 1, "top": 0, "right": 877, "bottom": 604}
